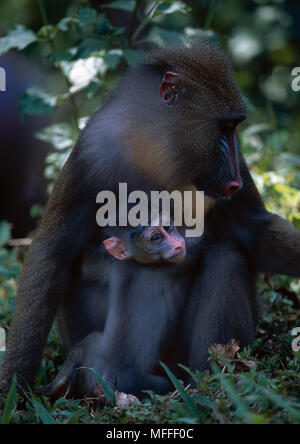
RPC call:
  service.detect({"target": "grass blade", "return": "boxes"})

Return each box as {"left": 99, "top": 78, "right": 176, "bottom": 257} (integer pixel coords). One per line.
{"left": 160, "top": 362, "right": 203, "bottom": 423}
{"left": 80, "top": 367, "right": 115, "bottom": 405}
{"left": 31, "top": 398, "right": 56, "bottom": 424}
{"left": 1, "top": 375, "right": 17, "bottom": 424}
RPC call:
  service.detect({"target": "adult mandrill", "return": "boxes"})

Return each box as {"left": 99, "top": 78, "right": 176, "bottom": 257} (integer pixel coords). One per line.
{"left": 1, "top": 41, "right": 300, "bottom": 396}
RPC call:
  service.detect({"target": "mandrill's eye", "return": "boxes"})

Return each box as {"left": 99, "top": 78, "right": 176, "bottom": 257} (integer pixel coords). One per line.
{"left": 163, "top": 226, "right": 173, "bottom": 233}
{"left": 151, "top": 232, "right": 163, "bottom": 243}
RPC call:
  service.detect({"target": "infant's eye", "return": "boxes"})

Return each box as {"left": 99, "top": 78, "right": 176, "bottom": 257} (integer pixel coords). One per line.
{"left": 151, "top": 232, "right": 162, "bottom": 242}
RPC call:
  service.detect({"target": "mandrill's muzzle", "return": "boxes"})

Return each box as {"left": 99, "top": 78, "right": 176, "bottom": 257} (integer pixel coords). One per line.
{"left": 219, "top": 133, "right": 243, "bottom": 197}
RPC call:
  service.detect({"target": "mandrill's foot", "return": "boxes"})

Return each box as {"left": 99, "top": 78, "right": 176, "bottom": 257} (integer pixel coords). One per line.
{"left": 115, "top": 391, "right": 140, "bottom": 408}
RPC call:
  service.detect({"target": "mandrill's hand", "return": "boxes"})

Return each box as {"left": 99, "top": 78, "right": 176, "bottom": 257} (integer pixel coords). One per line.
{"left": 48, "top": 332, "right": 115, "bottom": 401}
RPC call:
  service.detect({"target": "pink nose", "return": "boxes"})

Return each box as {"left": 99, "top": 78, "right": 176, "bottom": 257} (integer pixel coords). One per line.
{"left": 224, "top": 181, "right": 242, "bottom": 197}
{"left": 174, "top": 240, "right": 185, "bottom": 252}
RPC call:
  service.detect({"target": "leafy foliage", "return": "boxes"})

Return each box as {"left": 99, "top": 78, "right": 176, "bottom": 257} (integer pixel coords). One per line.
{"left": 0, "top": 0, "right": 299, "bottom": 425}
{"left": 0, "top": 223, "right": 19, "bottom": 327}
{"left": 0, "top": 25, "right": 37, "bottom": 55}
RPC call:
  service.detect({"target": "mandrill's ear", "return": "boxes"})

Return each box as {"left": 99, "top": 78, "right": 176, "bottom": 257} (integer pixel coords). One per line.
{"left": 103, "top": 237, "right": 129, "bottom": 261}
{"left": 159, "top": 71, "right": 181, "bottom": 105}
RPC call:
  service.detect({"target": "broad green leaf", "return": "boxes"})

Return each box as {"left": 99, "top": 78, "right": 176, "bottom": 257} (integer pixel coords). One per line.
{"left": 0, "top": 221, "right": 10, "bottom": 247}
{"left": 0, "top": 25, "right": 37, "bottom": 56}
{"left": 35, "top": 124, "right": 76, "bottom": 150}
{"left": 76, "top": 39, "right": 106, "bottom": 59}
{"left": 31, "top": 398, "right": 56, "bottom": 425}
{"left": 77, "top": 7, "right": 98, "bottom": 26}
{"left": 47, "top": 50, "right": 74, "bottom": 62}
{"left": 19, "top": 88, "right": 57, "bottom": 116}
{"left": 143, "top": 27, "right": 183, "bottom": 46}
{"left": 96, "top": 17, "right": 115, "bottom": 34}
{"left": 85, "top": 80, "right": 102, "bottom": 99}
{"left": 1, "top": 375, "right": 17, "bottom": 424}
{"left": 123, "top": 49, "right": 144, "bottom": 67}
{"left": 103, "top": 1, "right": 136, "bottom": 12}
{"left": 105, "top": 50, "right": 123, "bottom": 70}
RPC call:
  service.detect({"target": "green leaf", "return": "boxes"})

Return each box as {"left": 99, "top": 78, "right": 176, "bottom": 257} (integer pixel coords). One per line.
{"left": 37, "top": 25, "right": 58, "bottom": 41}
{"left": 155, "top": 1, "right": 191, "bottom": 16}
{"left": 0, "top": 247, "right": 17, "bottom": 267}
{"left": 81, "top": 367, "right": 115, "bottom": 405}
{"left": 0, "top": 25, "right": 37, "bottom": 56}
{"left": 193, "top": 395, "right": 215, "bottom": 410}
{"left": 260, "top": 388, "right": 300, "bottom": 424}
{"left": 105, "top": 50, "right": 123, "bottom": 70}
{"left": 67, "top": 410, "right": 82, "bottom": 424}
{"left": 19, "top": 88, "right": 57, "bottom": 116}
{"left": 143, "top": 27, "right": 183, "bottom": 46}
{"left": 85, "top": 80, "right": 103, "bottom": 99}
{"left": 0, "top": 264, "right": 19, "bottom": 280}
{"left": 221, "top": 376, "right": 260, "bottom": 424}
{"left": 58, "top": 17, "right": 76, "bottom": 32}
{"left": 103, "top": 1, "right": 136, "bottom": 12}
{"left": 47, "top": 50, "right": 74, "bottom": 62}
{"left": 123, "top": 49, "right": 144, "bottom": 67}
{"left": 160, "top": 362, "right": 203, "bottom": 423}
{"left": 31, "top": 398, "right": 56, "bottom": 425}
{"left": 1, "top": 375, "right": 17, "bottom": 424}
{"left": 96, "top": 17, "right": 115, "bottom": 34}
{"left": 35, "top": 124, "right": 76, "bottom": 150}
{"left": 0, "top": 222, "right": 10, "bottom": 247}
{"left": 77, "top": 7, "right": 98, "bottom": 26}
{"left": 76, "top": 39, "right": 106, "bottom": 58}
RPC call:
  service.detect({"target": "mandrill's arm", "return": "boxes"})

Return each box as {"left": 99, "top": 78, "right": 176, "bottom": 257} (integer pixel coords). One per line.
{"left": 255, "top": 212, "right": 300, "bottom": 278}
{"left": 229, "top": 163, "right": 300, "bottom": 279}
{"left": 0, "top": 157, "right": 95, "bottom": 395}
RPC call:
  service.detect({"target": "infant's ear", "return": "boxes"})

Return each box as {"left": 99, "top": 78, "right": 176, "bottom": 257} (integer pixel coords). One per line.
{"left": 103, "top": 237, "right": 129, "bottom": 261}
